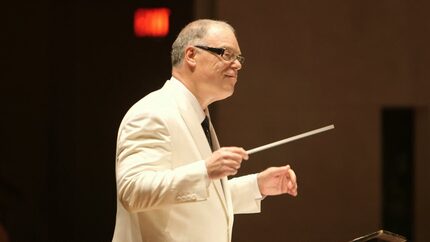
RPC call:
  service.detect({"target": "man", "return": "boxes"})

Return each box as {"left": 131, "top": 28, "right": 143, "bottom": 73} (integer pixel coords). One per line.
{"left": 112, "top": 19, "right": 298, "bottom": 242}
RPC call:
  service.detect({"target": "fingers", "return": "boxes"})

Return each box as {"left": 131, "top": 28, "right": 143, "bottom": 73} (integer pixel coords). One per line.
{"left": 205, "top": 146, "right": 248, "bottom": 179}
{"left": 287, "top": 168, "right": 297, "bottom": 185}
{"left": 268, "top": 165, "right": 298, "bottom": 196}
{"left": 216, "top": 147, "right": 247, "bottom": 170}
{"left": 286, "top": 166, "right": 298, "bottom": 196}
{"left": 223, "top": 146, "right": 249, "bottom": 160}
{"left": 265, "top": 165, "right": 289, "bottom": 177}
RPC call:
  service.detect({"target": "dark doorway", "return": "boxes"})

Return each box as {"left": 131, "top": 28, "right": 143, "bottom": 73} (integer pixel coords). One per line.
{"left": 382, "top": 108, "right": 414, "bottom": 240}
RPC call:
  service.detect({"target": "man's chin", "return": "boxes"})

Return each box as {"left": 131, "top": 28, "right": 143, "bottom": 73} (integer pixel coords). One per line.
{"left": 215, "top": 88, "right": 234, "bottom": 102}
{"left": 223, "top": 87, "right": 235, "bottom": 99}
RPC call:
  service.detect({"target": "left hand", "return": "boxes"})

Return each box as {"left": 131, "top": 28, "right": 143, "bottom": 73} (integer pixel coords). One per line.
{"left": 257, "top": 165, "right": 298, "bottom": 197}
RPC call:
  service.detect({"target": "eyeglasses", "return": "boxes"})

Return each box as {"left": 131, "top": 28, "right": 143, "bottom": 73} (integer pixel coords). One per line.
{"left": 194, "top": 45, "right": 245, "bottom": 64}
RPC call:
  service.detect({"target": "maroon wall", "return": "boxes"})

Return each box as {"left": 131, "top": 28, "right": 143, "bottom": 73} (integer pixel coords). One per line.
{"left": 210, "top": 1, "right": 430, "bottom": 241}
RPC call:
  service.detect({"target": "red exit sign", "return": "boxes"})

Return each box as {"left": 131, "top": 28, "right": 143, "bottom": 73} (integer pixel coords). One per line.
{"left": 134, "top": 8, "right": 170, "bottom": 37}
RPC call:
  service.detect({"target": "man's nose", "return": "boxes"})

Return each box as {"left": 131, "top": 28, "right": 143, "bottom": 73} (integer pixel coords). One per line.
{"left": 232, "top": 59, "right": 242, "bottom": 70}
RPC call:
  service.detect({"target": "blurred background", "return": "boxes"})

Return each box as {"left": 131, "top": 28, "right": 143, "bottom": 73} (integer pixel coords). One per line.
{"left": 2, "top": 0, "right": 429, "bottom": 241}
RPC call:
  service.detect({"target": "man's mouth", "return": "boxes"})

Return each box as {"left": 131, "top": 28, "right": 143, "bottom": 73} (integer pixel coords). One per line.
{"left": 225, "top": 73, "right": 237, "bottom": 78}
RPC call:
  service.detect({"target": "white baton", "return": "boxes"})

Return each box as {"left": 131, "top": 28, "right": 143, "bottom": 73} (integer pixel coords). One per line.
{"left": 246, "top": 124, "right": 335, "bottom": 155}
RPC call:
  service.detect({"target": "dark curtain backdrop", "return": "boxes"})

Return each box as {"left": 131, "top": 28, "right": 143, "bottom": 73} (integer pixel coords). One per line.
{"left": 3, "top": 1, "right": 192, "bottom": 241}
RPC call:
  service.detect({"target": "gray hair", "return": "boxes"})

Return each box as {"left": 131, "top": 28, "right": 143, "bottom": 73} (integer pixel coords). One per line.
{"left": 171, "top": 19, "right": 235, "bottom": 67}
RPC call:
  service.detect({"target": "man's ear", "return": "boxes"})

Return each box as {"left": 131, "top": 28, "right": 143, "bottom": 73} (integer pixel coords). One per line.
{"left": 184, "top": 46, "right": 197, "bottom": 67}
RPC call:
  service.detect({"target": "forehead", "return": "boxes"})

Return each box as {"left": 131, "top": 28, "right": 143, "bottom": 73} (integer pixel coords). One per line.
{"left": 203, "top": 24, "right": 240, "bottom": 51}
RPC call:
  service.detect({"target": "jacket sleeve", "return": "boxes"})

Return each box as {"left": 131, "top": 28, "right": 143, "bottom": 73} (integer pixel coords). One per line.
{"left": 228, "top": 174, "right": 262, "bottom": 214}
{"left": 115, "top": 111, "right": 210, "bottom": 213}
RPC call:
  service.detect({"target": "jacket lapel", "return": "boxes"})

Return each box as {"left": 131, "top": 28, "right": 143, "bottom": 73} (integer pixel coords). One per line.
{"left": 209, "top": 119, "right": 234, "bottom": 228}
{"left": 164, "top": 80, "right": 229, "bottom": 216}
{"left": 164, "top": 80, "right": 212, "bottom": 157}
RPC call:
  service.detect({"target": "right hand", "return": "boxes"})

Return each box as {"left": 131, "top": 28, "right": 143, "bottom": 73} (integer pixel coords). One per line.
{"left": 205, "top": 147, "right": 249, "bottom": 179}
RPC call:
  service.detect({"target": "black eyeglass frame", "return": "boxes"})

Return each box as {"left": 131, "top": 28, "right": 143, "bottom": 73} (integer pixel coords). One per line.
{"left": 194, "top": 45, "right": 245, "bottom": 64}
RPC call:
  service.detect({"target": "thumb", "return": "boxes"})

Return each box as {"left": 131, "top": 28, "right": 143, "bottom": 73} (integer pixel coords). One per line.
{"left": 269, "top": 165, "right": 290, "bottom": 176}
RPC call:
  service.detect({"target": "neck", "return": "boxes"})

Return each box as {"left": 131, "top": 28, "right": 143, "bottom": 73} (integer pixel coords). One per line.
{"left": 172, "top": 70, "right": 212, "bottom": 110}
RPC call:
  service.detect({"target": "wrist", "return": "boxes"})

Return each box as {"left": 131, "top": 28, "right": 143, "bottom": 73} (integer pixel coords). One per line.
{"left": 256, "top": 172, "right": 265, "bottom": 196}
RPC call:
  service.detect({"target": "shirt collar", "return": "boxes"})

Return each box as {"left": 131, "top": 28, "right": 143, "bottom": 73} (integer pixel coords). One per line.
{"left": 170, "top": 76, "right": 206, "bottom": 123}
